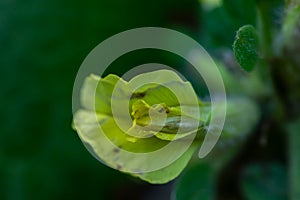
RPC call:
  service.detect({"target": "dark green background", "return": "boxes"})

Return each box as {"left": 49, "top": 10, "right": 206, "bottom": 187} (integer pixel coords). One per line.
{"left": 1, "top": 0, "right": 275, "bottom": 199}
{"left": 0, "top": 0, "right": 199, "bottom": 199}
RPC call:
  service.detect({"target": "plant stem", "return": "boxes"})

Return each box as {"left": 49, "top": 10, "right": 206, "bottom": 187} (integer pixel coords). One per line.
{"left": 256, "top": 1, "right": 273, "bottom": 59}
{"left": 282, "top": 5, "right": 300, "bottom": 46}
{"left": 286, "top": 118, "right": 300, "bottom": 200}
{"left": 281, "top": 2, "right": 300, "bottom": 199}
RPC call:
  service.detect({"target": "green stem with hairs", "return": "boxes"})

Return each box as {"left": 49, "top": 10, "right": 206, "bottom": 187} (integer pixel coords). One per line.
{"left": 282, "top": 5, "right": 300, "bottom": 46}
{"left": 286, "top": 119, "right": 300, "bottom": 200}
{"left": 282, "top": 2, "right": 300, "bottom": 199}
{"left": 256, "top": 1, "right": 273, "bottom": 59}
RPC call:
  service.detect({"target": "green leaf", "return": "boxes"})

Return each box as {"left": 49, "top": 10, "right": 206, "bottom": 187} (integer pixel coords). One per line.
{"left": 240, "top": 163, "right": 288, "bottom": 200}
{"left": 173, "top": 162, "right": 216, "bottom": 200}
{"left": 233, "top": 25, "right": 259, "bottom": 72}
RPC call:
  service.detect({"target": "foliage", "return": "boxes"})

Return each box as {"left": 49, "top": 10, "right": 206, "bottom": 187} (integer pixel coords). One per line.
{"left": 240, "top": 163, "right": 288, "bottom": 200}
{"left": 2, "top": 0, "right": 300, "bottom": 199}
{"left": 233, "top": 25, "right": 259, "bottom": 72}
{"left": 73, "top": 71, "right": 259, "bottom": 183}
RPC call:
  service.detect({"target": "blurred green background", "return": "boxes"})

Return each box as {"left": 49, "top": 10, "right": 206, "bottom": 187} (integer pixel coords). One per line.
{"left": 0, "top": 0, "right": 288, "bottom": 199}
{"left": 0, "top": 0, "right": 199, "bottom": 199}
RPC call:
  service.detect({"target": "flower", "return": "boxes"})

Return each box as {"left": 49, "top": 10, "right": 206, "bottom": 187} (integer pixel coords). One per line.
{"left": 72, "top": 69, "right": 259, "bottom": 184}
{"left": 72, "top": 70, "right": 207, "bottom": 183}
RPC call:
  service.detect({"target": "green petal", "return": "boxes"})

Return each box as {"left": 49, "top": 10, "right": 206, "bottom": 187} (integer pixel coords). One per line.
{"left": 132, "top": 143, "right": 198, "bottom": 184}
{"left": 80, "top": 74, "right": 127, "bottom": 115}
{"left": 73, "top": 109, "right": 200, "bottom": 183}
{"left": 128, "top": 70, "right": 202, "bottom": 107}
{"left": 73, "top": 109, "right": 168, "bottom": 154}
{"left": 130, "top": 81, "right": 196, "bottom": 107}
